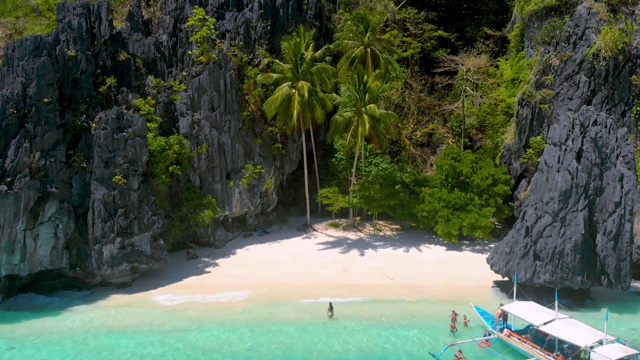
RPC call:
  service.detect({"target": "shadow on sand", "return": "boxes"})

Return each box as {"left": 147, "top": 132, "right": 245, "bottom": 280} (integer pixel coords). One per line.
{"left": 0, "top": 216, "right": 317, "bottom": 323}
{"left": 314, "top": 223, "right": 496, "bottom": 256}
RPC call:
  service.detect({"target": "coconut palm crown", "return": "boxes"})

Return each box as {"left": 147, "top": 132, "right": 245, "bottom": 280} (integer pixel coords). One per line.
{"left": 333, "top": 10, "right": 399, "bottom": 79}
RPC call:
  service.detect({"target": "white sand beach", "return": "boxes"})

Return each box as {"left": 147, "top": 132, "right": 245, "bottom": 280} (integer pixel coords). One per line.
{"left": 98, "top": 217, "right": 504, "bottom": 307}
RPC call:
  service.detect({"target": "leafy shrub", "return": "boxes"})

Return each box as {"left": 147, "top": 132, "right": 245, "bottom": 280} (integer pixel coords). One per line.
{"left": 521, "top": 135, "right": 546, "bottom": 170}
{"left": 164, "top": 186, "right": 220, "bottom": 249}
{"left": 587, "top": 20, "right": 635, "bottom": 59}
{"left": 133, "top": 97, "right": 192, "bottom": 186}
{"left": 239, "top": 162, "right": 265, "bottom": 188}
{"left": 112, "top": 174, "right": 128, "bottom": 186}
{"left": 416, "top": 146, "right": 513, "bottom": 241}
{"left": 317, "top": 187, "right": 350, "bottom": 218}
{"left": 186, "top": 6, "right": 220, "bottom": 64}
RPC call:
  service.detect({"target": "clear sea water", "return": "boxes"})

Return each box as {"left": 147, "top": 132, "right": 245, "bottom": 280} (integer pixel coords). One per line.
{"left": 0, "top": 285, "right": 638, "bottom": 359}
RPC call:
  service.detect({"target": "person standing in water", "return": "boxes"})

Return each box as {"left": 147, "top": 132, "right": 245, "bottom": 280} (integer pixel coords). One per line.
{"left": 327, "top": 302, "right": 334, "bottom": 320}
{"left": 450, "top": 310, "right": 459, "bottom": 323}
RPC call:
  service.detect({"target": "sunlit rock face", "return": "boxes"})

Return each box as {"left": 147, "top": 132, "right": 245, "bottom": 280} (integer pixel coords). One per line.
{"left": 487, "top": 2, "right": 639, "bottom": 289}
{"left": 490, "top": 2, "right": 639, "bottom": 290}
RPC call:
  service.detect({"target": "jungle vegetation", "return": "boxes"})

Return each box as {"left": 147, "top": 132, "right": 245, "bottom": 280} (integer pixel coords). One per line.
{"left": 1, "top": 0, "right": 559, "bottom": 242}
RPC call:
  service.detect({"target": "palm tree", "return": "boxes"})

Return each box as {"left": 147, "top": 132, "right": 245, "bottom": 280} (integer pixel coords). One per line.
{"left": 333, "top": 9, "right": 399, "bottom": 80}
{"left": 327, "top": 70, "right": 398, "bottom": 224}
{"left": 258, "top": 26, "right": 335, "bottom": 228}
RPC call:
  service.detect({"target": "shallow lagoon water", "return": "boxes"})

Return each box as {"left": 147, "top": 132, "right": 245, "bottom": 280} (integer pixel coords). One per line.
{"left": 0, "top": 285, "right": 638, "bottom": 360}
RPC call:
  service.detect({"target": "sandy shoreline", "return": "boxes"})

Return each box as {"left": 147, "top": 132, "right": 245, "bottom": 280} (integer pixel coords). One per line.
{"left": 96, "top": 216, "right": 504, "bottom": 307}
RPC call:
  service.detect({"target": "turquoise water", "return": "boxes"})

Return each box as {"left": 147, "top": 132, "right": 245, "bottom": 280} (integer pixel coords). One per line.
{"left": 0, "top": 286, "right": 638, "bottom": 359}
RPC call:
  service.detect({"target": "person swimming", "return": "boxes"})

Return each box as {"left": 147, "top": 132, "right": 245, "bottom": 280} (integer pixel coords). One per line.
{"left": 327, "top": 302, "right": 334, "bottom": 320}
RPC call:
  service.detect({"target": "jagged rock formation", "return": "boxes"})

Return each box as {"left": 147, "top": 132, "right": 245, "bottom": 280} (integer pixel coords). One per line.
{"left": 0, "top": 0, "right": 328, "bottom": 298}
{"left": 489, "top": 2, "right": 639, "bottom": 290}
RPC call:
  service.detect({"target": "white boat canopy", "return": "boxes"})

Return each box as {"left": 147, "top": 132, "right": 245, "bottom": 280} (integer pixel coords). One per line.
{"left": 591, "top": 343, "right": 639, "bottom": 360}
{"left": 538, "top": 318, "right": 617, "bottom": 348}
{"left": 501, "top": 301, "right": 569, "bottom": 326}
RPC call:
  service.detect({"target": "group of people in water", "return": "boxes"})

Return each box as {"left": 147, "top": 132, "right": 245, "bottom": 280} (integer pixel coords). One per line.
{"left": 449, "top": 310, "right": 470, "bottom": 334}
{"left": 447, "top": 305, "right": 508, "bottom": 359}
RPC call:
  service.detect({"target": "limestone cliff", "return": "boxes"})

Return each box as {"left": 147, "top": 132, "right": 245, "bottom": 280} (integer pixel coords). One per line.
{"left": 0, "top": 0, "right": 326, "bottom": 298}
{"left": 489, "top": 1, "right": 640, "bottom": 289}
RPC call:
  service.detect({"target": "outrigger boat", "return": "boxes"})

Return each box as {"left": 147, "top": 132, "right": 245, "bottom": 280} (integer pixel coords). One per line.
{"left": 471, "top": 276, "right": 639, "bottom": 360}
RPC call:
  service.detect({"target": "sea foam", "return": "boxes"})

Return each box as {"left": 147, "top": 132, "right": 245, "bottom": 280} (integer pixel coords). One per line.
{"left": 152, "top": 291, "right": 251, "bottom": 305}
{"left": 301, "top": 297, "right": 365, "bottom": 303}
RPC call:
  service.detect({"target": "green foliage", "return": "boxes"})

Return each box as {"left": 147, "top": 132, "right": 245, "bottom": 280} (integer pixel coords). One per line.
{"left": 515, "top": 0, "right": 571, "bottom": 17}
{"left": 147, "top": 76, "right": 166, "bottom": 95}
{"left": 133, "top": 97, "right": 162, "bottom": 124}
{"left": 170, "top": 79, "right": 187, "bottom": 93}
{"left": 258, "top": 26, "right": 335, "bottom": 135}
{"left": 112, "top": 173, "right": 128, "bottom": 186}
{"left": 264, "top": 178, "right": 274, "bottom": 191}
{"left": 632, "top": 75, "right": 640, "bottom": 119}
{"left": 477, "top": 50, "right": 533, "bottom": 159}
{"left": 67, "top": 150, "right": 87, "bottom": 168}
{"left": 333, "top": 8, "right": 399, "bottom": 80}
{"left": 109, "top": 0, "right": 134, "bottom": 27}
{"left": 416, "top": 146, "right": 513, "bottom": 241}
{"left": 533, "top": 16, "right": 568, "bottom": 51}
{"left": 239, "top": 162, "right": 265, "bottom": 188}
{"left": 0, "top": 0, "right": 59, "bottom": 44}
{"left": 382, "top": 6, "right": 453, "bottom": 73}
{"left": 508, "top": 22, "right": 526, "bottom": 55}
{"left": 242, "top": 65, "right": 267, "bottom": 127}
{"left": 327, "top": 220, "right": 342, "bottom": 228}
{"left": 352, "top": 153, "right": 424, "bottom": 222}
{"left": 164, "top": 185, "right": 220, "bottom": 249}
{"left": 317, "top": 187, "right": 350, "bottom": 218}
{"left": 117, "top": 51, "right": 130, "bottom": 61}
{"left": 133, "top": 97, "right": 192, "bottom": 186}
{"left": 186, "top": 6, "right": 220, "bottom": 64}
{"left": 587, "top": 19, "right": 635, "bottom": 60}
{"left": 147, "top": 133, "right": 193, "bottom": 186}
{"left": 629, "top": 135, "right": 640, "bottom": 185}
{"left": 197, "top": 143, "right": 208, "bottom": 155}
{"left": 521, "top": 135, "right": 546, "bottom": 170}
{"left": 327, "top": 139, "right": 424, "bottom": 222}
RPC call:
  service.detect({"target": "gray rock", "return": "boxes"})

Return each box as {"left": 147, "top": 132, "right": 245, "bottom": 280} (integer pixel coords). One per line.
{"left": 88, "top": 107, "right": 167, "bottom": 284}
{"left": 0, "top": 0, "right": 326, "bottom": 297}
{"left": 491, "top": 2, "right": 639, "bottom": 289}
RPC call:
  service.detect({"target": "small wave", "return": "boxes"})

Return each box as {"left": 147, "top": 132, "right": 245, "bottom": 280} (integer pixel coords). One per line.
{"left": 301, "top": 297, "right": 366, "bottom": 303}
{"left": 153, "top": 291, "right": 251, "bottom": 305}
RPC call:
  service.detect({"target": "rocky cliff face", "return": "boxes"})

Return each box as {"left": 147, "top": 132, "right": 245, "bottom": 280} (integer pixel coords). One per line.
{"left": 0, "top": 0, "right": 327, "bottom": 298}
{"left": 489, "top": 2, "right": 639, "bottom": 290}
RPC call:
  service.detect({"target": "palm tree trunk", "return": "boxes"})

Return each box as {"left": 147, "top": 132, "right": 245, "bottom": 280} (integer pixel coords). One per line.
{"left": 349, "top": 144, "right": 360, "bottom": 225}
{"left": 360, "top": 141, "right": 366, "bottom": 221}
{"left": 309, "top": 128, "right": 321, "bottom": 216}
{"left": 301, "top": 125, "right": 311, "bottom": 228}
{"left": 461, "top": 76, "right": 466, "bottom": 151}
